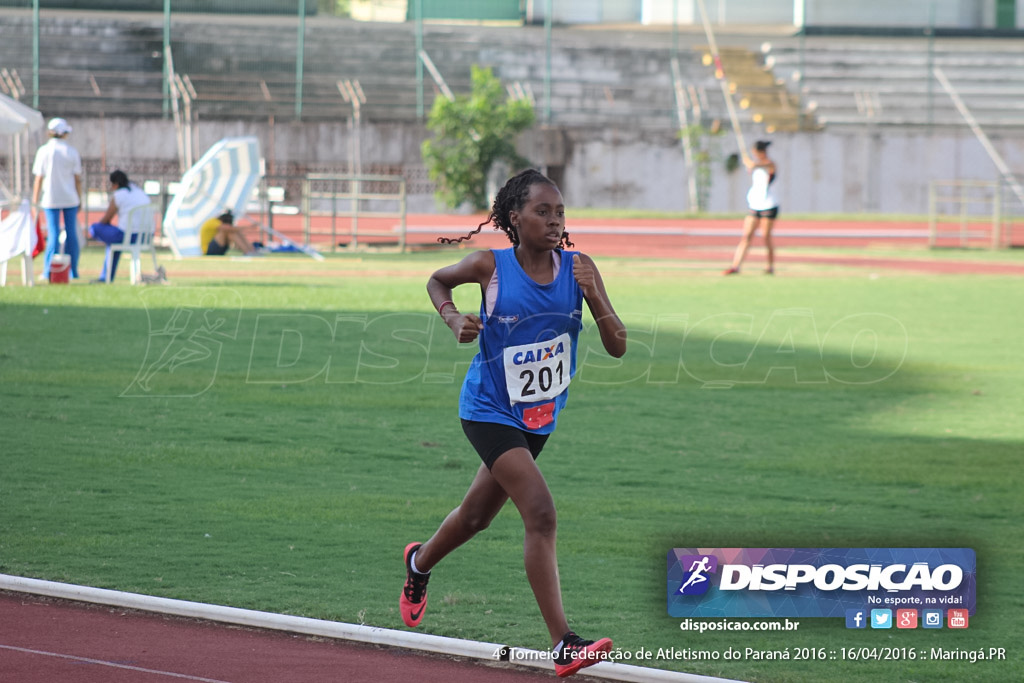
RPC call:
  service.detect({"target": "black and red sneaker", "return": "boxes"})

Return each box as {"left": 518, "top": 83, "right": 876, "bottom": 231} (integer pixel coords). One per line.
{"left": 553, "top": 630, "right": 613, "bottom": 677}
{"left": 400, "top": 542, "right": 430, "bottom": 627}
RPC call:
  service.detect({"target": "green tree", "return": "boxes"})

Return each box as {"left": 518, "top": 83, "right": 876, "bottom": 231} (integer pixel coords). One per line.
{"left": 318, "top": 0, "right": 350, "bottom": 16}
{"left": 422, "top": 65, "right": 535, "bottom": 211}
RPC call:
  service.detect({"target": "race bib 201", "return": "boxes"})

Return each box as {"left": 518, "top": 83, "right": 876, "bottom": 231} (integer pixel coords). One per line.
{"left": 503, "top": 333, "right": 571, "bottom": 406}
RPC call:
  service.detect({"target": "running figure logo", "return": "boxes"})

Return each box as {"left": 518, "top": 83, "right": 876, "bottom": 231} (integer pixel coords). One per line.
{"left": 122, "top": 288, "right": 243, "bottom": 398}
{"left": 677, "top": 554, "right": 718, "bottom": 595}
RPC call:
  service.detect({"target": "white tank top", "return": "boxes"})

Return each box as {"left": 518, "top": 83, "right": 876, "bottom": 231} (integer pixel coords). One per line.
{"left": 746, "top": 166, "right": 778, "bottom": 211}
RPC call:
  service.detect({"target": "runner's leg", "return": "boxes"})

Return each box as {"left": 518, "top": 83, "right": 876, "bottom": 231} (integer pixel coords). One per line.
{"left": 414, "top": 463, "right": 509, "bottom": 572}
{"left": 488, "top": 448, "right": 568, "bottom": 646}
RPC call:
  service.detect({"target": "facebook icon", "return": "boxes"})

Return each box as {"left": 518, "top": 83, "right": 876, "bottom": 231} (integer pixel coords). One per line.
{"left": 846, "top": 609, "right": 867, "bottom": 629}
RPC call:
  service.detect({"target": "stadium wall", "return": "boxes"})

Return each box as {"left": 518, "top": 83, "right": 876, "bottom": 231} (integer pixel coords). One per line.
{"left": 58, "top": 116, "right": 1024, "bottom": 215}
{"left": 632, "top": 1, "right": 1022, "bottom": 30}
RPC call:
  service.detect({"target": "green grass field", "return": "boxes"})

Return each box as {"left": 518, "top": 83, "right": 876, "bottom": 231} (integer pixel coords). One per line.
{"left": 1, "top": 248, "right": 1022, "bottom": 682}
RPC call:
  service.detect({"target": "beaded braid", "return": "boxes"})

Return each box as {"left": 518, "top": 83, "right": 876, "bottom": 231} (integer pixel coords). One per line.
{"left": 437, "top": 168, "right": 574, "bottom": 249}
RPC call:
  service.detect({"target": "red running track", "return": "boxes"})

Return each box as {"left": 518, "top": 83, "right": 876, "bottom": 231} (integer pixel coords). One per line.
{"left": 66, "top": 208, "right": 1024, "bottom": 275}
{"left": 255, "top": 214, "right": 1024, "bottom": 275}
{"left": 0, "top": 592, "right": 575, "bottom": 683}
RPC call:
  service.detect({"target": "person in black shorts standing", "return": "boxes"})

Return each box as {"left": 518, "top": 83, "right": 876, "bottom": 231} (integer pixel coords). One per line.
{"left": 724, "top": 140, "right": 779, "bottom": 275}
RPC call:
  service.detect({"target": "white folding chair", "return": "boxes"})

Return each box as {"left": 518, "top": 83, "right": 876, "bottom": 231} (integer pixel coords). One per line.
{"left": 103, "top": 203, "right": 159, "bottom": 285}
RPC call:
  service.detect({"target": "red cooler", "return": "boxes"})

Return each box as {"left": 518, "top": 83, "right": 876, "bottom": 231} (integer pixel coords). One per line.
{"left": 50, "top": 254, "right": 70, "bottom": 284}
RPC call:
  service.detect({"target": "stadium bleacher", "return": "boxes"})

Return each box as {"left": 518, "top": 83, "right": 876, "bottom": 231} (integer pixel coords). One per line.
{"left": 763, "top": 36, "right": 1024, "bottom": 128}
{"left": 0, "top": 10, "right": 718, "bottom": 129}
{"left": 3, "top": 8, "right": 1021, "bottom": 133}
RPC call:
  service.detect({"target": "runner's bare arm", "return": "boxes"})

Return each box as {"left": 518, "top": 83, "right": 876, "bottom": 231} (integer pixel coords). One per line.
{"left": 572, "top": 253, "right": 627, "bottom": 358}
{"left": 427, "top": 250, "right": 495, "bottom": 343}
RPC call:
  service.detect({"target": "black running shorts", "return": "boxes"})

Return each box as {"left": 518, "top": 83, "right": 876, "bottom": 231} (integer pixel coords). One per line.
{"left": 461, "top": 419, "right": 550, "bottom": 470}
{"left": 750, "top": 206, "right": 779, "bottom": 219}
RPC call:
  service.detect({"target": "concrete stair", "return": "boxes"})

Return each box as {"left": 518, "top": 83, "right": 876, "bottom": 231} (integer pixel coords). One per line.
{"left": 695, "top": 45, "right": 819, "bottom": 134}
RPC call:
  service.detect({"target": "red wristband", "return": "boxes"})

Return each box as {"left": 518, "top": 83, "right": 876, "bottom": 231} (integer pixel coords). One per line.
{"left": 437, "top": 300, "right": 456, "bottom": 316}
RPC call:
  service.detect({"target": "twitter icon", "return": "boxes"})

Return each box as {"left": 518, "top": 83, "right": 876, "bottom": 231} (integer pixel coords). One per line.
{"left": 871, "top": 609, "right": 892, "bottom": 629}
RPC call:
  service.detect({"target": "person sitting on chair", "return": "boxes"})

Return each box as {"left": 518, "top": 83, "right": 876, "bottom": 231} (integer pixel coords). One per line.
{"left": 88, "top": 169, "right": 152, "bottom": 283}
{"left": 200, "top": 210, "right": 257, "bottom": 256}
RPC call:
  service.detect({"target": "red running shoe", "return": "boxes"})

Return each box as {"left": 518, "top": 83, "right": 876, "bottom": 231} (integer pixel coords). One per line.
{"left": 400, "top": 542, "right": 430, "bottom": 627}
{"left": 722, "top": 267, "right": 740, "bottom": 275}
{"left": 553, "top": 631, "right": 613, "bottom": 677}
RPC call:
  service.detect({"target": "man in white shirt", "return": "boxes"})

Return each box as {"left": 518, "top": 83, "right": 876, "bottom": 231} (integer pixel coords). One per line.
{"left": 32, "top": 118, "right": 83, "bottom": 280}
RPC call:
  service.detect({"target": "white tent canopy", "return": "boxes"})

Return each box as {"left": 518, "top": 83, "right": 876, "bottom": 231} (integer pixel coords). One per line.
{"left": 0, "top": 92, "right": 45, "bottom": 201}
{"left": 0, "top": 93, "right": 43, "bottom": 136}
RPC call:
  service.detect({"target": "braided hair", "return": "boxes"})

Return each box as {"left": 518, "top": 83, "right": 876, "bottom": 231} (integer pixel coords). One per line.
{"left": 438, "top": 168, "right": 574, "bottom": 249}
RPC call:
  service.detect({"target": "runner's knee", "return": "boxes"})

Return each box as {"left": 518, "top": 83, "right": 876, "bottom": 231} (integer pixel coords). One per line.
{"left": 521, "top": 499, "right": 557, "bottom": 537}
{"left": 458, "top": 506, "right": 495, "bottom": 535}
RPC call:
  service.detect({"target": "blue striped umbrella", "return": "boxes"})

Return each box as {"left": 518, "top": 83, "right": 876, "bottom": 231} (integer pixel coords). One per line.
{"left": 163, "top": 136, "right": 261, "bottom": 257}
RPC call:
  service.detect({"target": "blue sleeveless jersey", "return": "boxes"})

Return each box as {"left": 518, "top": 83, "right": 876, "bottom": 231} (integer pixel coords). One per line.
{"left": 459, "top": 248, "right": 584, "bottom": 433}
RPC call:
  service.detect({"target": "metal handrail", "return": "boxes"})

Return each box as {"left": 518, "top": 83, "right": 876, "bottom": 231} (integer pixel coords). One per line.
{"left": 301, "top": 174, "right": 407, "bottom": 252}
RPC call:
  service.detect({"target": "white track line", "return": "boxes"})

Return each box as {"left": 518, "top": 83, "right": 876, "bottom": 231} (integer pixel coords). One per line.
{"left": 0, "top": 644, "right": 232, "bottom": 683}
{"left": 0, "top": 574, "right": 744, "bottom": 683}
